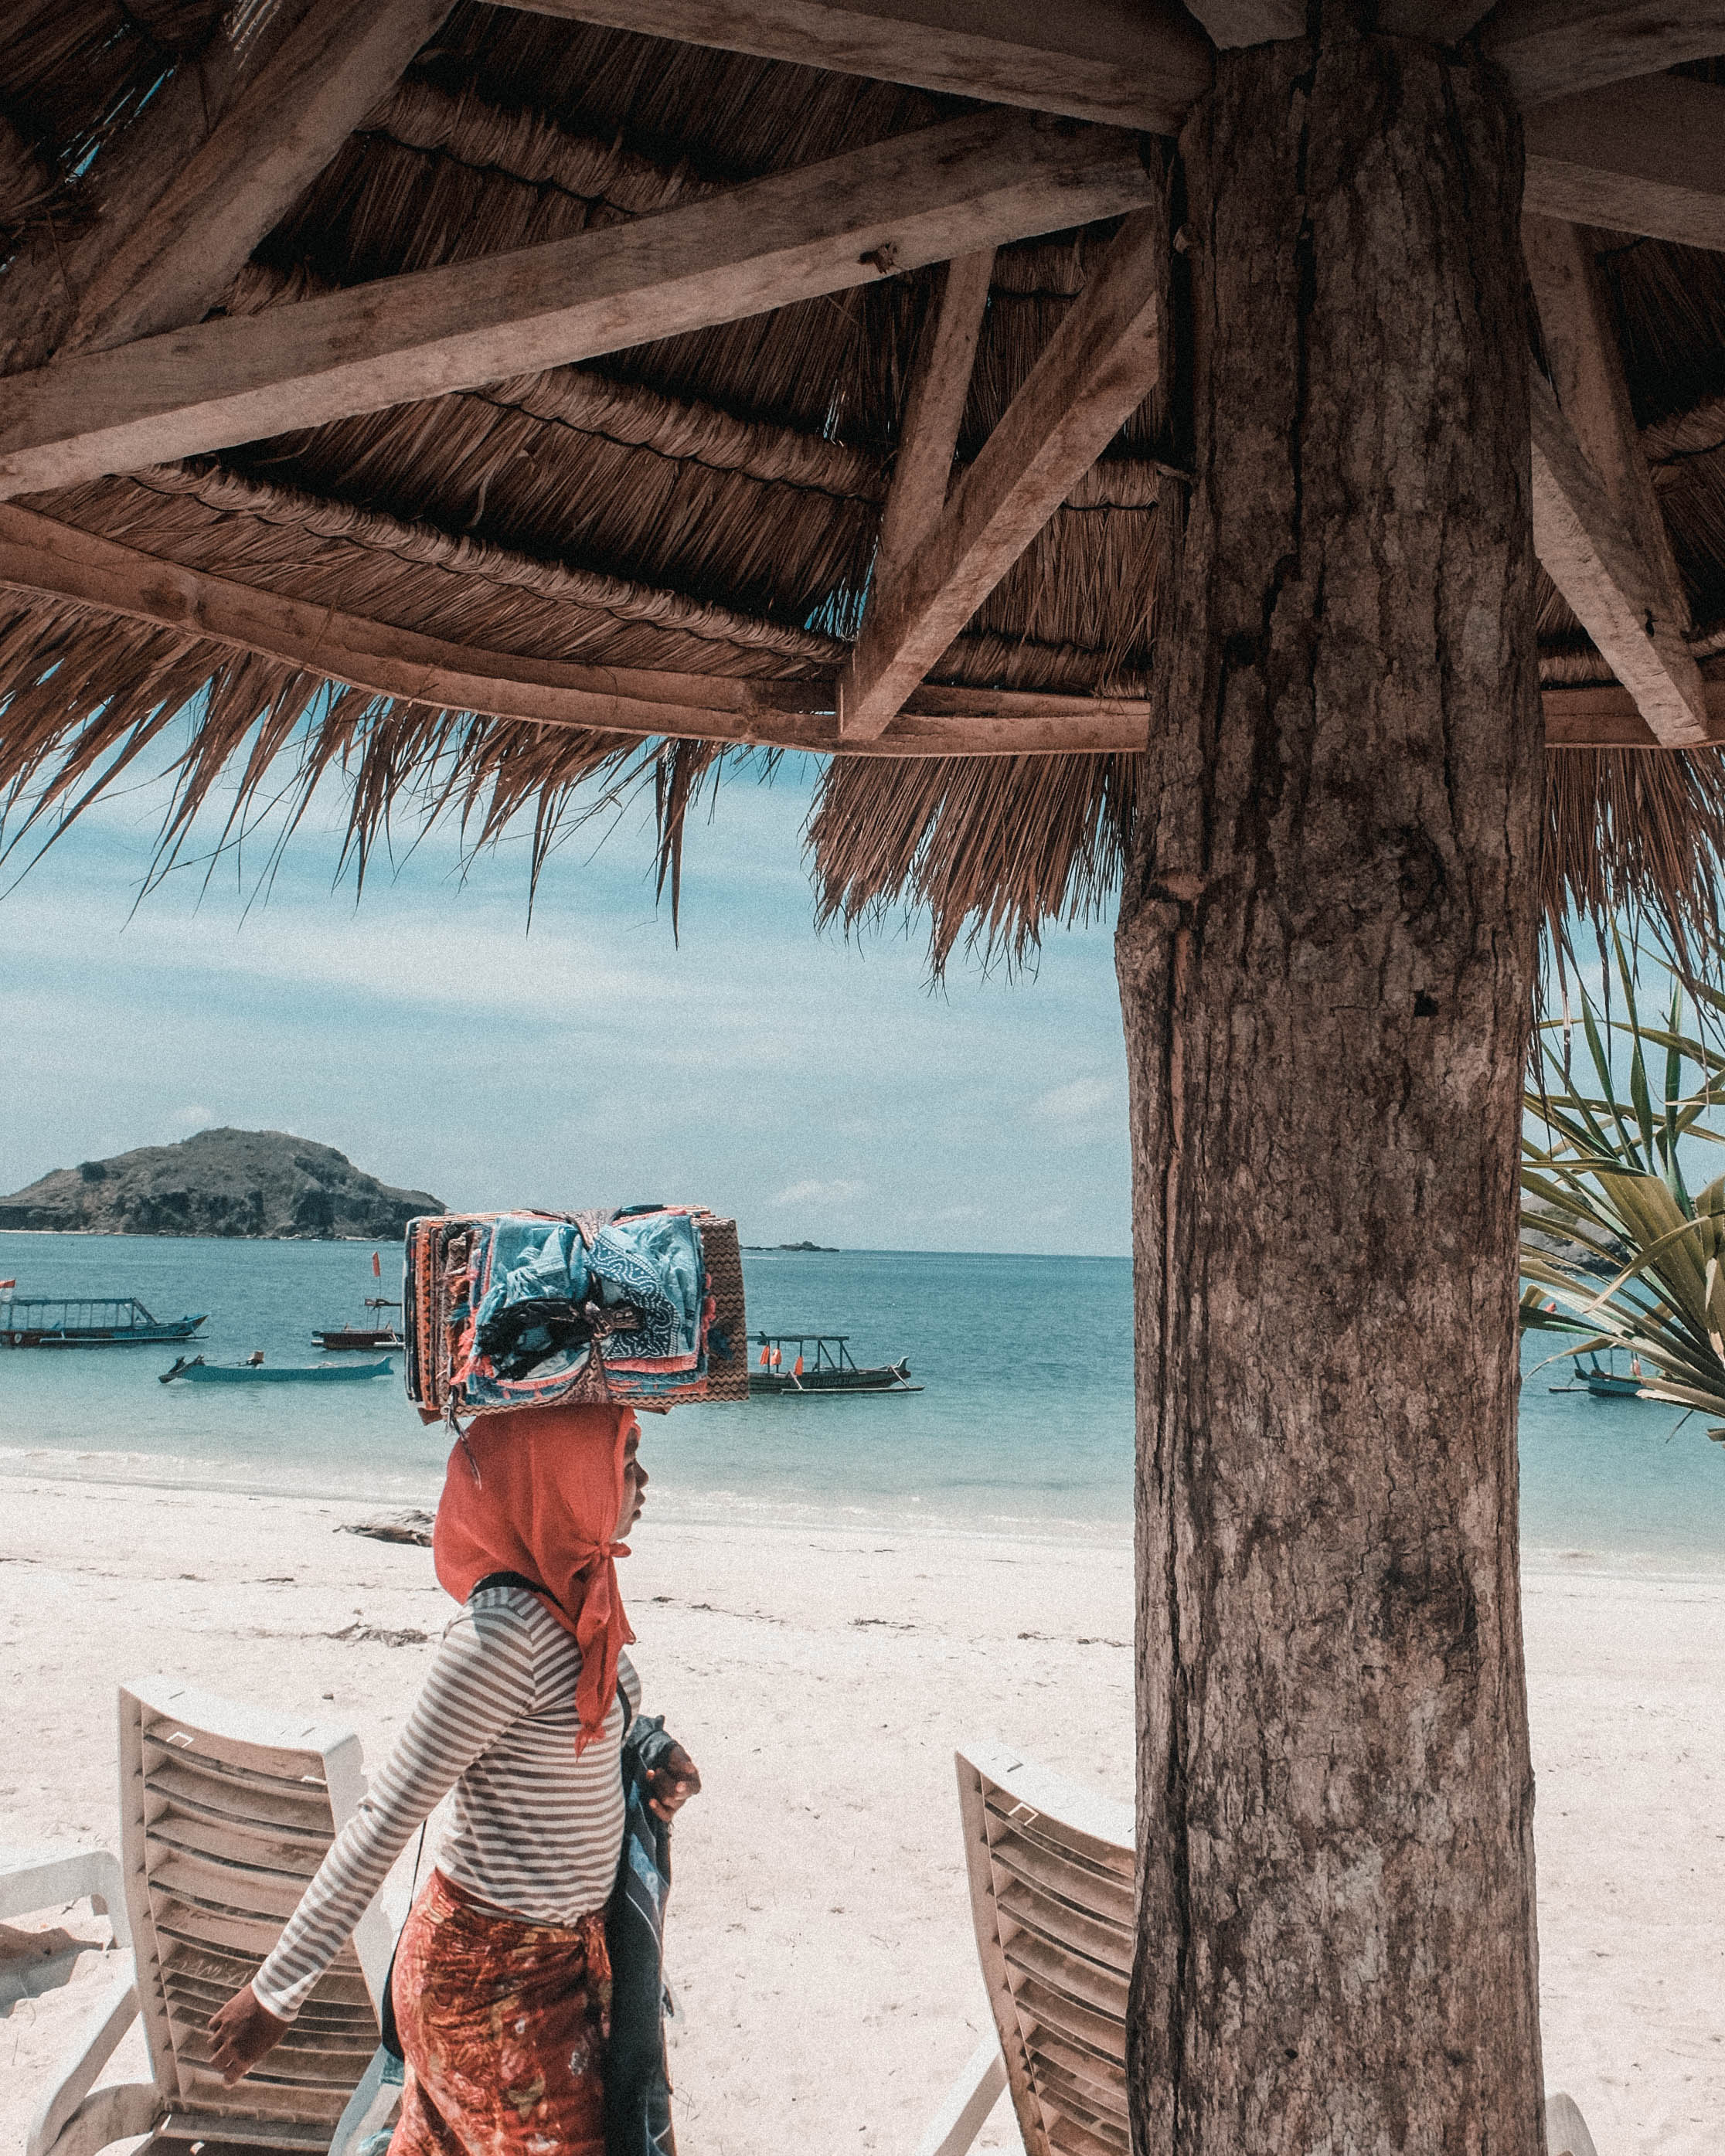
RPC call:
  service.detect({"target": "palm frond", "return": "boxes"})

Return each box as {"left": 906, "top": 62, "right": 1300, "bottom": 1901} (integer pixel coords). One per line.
{"left": 1521, "top": 944, "right": 1725, "bottom": 1438}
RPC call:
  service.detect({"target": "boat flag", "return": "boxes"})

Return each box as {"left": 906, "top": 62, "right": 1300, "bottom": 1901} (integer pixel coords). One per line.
{"left": 372, "top": 1251, "right": 382, "bottom": 1278}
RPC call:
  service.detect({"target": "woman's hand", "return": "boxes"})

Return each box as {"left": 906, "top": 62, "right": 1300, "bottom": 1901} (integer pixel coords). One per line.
{"left": 207, "top": 1984, "right": 291, "bottom": 2084}
{"left": 645, "top": 1740, "right": 701, "bottom": 1822}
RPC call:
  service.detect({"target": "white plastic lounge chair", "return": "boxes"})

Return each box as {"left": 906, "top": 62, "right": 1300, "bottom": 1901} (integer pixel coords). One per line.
{"left": 1, "top": 1842, "right": 132, "bottom": 2034}
{"left": 24, "top": 1677, "right": 393, "bottom": 2156}
{"left": 921, "top": 1741, "right": 1601, "bottom": 2156}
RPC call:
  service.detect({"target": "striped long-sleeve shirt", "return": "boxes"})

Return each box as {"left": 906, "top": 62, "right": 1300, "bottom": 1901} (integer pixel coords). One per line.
{"left": 253, "top": 1583, "right": 641, "bottom": 2020}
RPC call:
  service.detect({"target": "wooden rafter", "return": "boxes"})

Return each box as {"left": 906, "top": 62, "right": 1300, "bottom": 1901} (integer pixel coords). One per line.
{"left": 0, "top": 111, "right": 1158, "bottom": 503}
{"left": 0, "top": 0, "right": 318, "bottom": 372}
{"left": 0, "top": 500, "right": 1703, "bottom": 756}
{"left": 502, "top": 0, "right": 1212, "bottom": 134}
{"left": 1545, "top": 682, "right": 1725, "bottom": 746}
{"left": 503, "top": 0, "right": 1725, "bottom": 121}
{"left": 1526, "top": 213, "right": 1694, "bottom": 638}
{"left": 839, "top": 206, "right": 1165, "bottom": 741}
{"left": 1529, "top": 361, "right": 1709, "bottom": 748}
{"left": 512, "top": 15, "right": 1725, "bottom": 257}
{"left": 2, "top": 497, "right": 1706, "bottom": 755}
{"left": 1524, "top": 75, "right": 1725, "bottom": 255}
{"left": 0, "top": 503, "right": 1149, "bottom": 757}
{"left": 63, "top": 0, "right": 458, "bottom": 357}
{"left": 867, "top": 250, "right": 992, "bottom": 614}
{"left": 1482, "top": 1, "right": 1725, "bottom": 104}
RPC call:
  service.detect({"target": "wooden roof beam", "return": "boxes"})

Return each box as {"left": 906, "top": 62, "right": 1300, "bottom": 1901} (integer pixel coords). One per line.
{"left": 839, "top": 205, "right": 1165, "bottom": 740}
{"left": 0, "top": 110, "right": 1158, "bottom": 503}
{"left": 1482, "top": 2, "right": 1725, "bottom": 105}
{"left": 1529, "top": 359, "right": 1710, "bottom": 747}
{"left": 0, "top": 502, "right": 1148, "bottom": 757}
{"left": 862, "top": 250, "right": 992, "bottom": 623}
{"left": 510, "top": 0, "right": 1719, "bottom": 112}
{"left": 1526, "top": 211, "right": 1694, "bottom": 637}
{"left": 0, "top": 0, "right": 455, "bottom": 373}
{"left": 1545, "top": 682, "right": 1725, "bottom": 746}
{"left": 64, "top": 0, "right": 459, "bottom": 357}
{"left": 502, "top": 0, "right": 1213, "bottom": 134}
{"left": 0, "top": 0, "right": 311, "bottom": 373}
{"left": 1524, "top": 74, "right": 1725, "bottom": 254}
{"left": 502, "top": 13, "right": 1725, "bottom": 258}
{"left": 0, "top": 499, "right": 1716, "bottom": 755}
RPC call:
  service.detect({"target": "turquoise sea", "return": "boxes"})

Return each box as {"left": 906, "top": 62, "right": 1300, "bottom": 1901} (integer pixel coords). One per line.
{"left": 2, "top": 1230, "right": 1723, "bottom": 1568}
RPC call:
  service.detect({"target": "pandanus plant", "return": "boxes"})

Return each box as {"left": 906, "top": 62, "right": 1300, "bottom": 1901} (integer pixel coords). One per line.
{"left": 1521, "top": 940, "right": 1725, "bottom": 1442}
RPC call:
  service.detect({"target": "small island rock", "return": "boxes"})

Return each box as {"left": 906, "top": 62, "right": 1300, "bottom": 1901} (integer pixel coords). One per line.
{"left": 0, "top": 1127, "right": 444, "bottom": 1240}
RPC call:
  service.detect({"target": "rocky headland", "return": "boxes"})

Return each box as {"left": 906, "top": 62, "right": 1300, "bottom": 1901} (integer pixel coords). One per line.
{"left": 0, "top": 1128, "right": 444, "bottom": 1239}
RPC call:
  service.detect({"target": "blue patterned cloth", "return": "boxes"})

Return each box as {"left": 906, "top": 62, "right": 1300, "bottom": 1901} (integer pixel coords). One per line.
{"left": 461, "top": 1210, "right": 708, "bottom": 1409}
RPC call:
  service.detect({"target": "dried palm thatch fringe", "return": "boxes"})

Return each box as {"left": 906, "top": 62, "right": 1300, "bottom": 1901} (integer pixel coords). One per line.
{"left": 811, "top": 745, "right": 1725, "bottom": 984}
{"left": 1543, "top": 747, "right": 1725, "bottom": 986}
{"left": 6, "top": 578, "right": 1725, "bottom": 988}
{"left": 0, "top": 587, "right": 716, "bottom": 911}
{"left": 808, "top": 751, "right": 1136, "bottom": 974}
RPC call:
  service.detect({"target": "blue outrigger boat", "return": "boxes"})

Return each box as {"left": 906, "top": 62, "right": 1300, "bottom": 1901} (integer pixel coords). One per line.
{"left": 161, "top": 1354, "right": 394, "bottom": 1385}
{"left": 1549, "top": 1348, "right": 1647, "bottom": 1399}
{"left": 1, "top": 1295, "right": 206, "bottom": 1348}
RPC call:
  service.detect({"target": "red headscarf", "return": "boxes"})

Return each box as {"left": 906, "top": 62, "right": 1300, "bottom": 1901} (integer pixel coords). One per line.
{"left": 433, "top": 1403, "right": 638, "bottom": 1753}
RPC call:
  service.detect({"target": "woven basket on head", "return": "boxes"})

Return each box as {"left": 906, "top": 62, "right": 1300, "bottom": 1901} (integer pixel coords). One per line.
{"left": 404, "top": 1207, "right": 747, "bottom": 1413}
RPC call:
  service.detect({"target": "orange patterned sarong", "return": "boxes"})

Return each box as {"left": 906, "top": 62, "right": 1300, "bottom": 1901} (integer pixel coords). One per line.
{"left": 389, "top": 1869, "right": 611, "bottom": 2156}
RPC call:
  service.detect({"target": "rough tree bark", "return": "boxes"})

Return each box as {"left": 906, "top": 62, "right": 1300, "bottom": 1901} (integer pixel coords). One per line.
{"left": 1116, "top": 26, "right": 1546, "bottom": 2156}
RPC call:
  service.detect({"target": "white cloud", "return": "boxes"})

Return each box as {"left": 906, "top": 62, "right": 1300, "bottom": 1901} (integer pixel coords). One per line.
{"left": 171, "top": 1104, "right": 216, "bottom": 1131}
{"left": 771, "top": 1178, "right": 865, "bottom": 1208}
{"left": 1035, "top": 1076, "right": 1118, "bottom": 1122}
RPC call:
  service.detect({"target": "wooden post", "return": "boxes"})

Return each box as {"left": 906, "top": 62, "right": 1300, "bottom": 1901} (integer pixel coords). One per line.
{"left": 1115, "top": 26, "right": 1546, "bottom": 2154}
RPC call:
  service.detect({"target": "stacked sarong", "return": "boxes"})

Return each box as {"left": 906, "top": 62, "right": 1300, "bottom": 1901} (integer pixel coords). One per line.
{"left": 404, "top": 1206, "right": 747, "bottom": 1416}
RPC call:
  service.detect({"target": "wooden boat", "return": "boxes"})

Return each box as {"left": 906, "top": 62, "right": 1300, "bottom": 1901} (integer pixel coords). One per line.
{"left": 314, "top": 1296, "right": 404, "bottom": 1351}
{"left": 161, "top": 1355, "right": 395, "bottom": 1385}
{"left": 1, "top": 1295, "right": 207, "bottom": 1348}
{"left": 747, "top": 1332, "right": 921, "bottom": 1396}
{"left": 1549, "top": 1350, "right": 1648, "bottom": 1398}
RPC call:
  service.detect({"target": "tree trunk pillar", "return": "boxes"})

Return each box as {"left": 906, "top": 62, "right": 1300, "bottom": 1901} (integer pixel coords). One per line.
{"left": 1117, "top": 25, "right": 1544, "bottom": 2155}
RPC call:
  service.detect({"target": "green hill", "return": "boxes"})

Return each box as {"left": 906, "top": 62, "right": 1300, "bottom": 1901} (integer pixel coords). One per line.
{"left": 0, "top": 1128, "right": 444, "bottom": 1240}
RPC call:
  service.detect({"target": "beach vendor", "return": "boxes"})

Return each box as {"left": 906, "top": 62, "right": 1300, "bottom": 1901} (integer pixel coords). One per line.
{"left": 206, "top": 1403, "right": 699, "bottom": 2154}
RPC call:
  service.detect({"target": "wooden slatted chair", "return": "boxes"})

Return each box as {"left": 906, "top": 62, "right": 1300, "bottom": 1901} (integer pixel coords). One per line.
{"left": 921, "top": 1742, "right": 1601, "bottom": 2156}
{"left": 27, "top": 1677, "right": 393, "bottom": 2156}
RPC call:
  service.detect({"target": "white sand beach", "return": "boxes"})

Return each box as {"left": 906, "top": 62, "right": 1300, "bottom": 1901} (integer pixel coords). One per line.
{"left": 2, "top": 1468, "right": 1721, "bottom": 2155}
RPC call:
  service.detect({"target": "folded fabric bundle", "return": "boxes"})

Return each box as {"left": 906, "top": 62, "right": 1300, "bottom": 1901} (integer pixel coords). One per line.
{"left": 404, "top": 1206, "right": 747, "bottom": 1417}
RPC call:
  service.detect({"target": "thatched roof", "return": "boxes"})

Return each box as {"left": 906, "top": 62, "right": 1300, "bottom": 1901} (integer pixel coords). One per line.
{"left": 2, "top": 1, "right": 1725, "bottom": 964}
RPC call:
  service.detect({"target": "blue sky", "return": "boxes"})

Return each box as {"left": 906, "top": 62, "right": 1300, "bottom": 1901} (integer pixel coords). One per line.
{"left": 0, "top": 750, "right": 1133, "bottom": 1255}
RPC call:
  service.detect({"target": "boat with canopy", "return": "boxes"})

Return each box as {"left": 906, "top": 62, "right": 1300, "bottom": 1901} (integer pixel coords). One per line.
{"left": 748, "top": 1333, "right": 920, "bottom": 1396}
{"left": 2, "top": 1295, "right": 206, "bottom": 1348}
{"left": 313, "top": 1297, "right": 405, "bottom": 1352}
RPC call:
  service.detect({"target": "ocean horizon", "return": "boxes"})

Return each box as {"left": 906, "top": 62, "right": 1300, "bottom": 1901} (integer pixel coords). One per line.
{"left": 2, "top": 1229, "right": 1723, "bottom": 1571}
